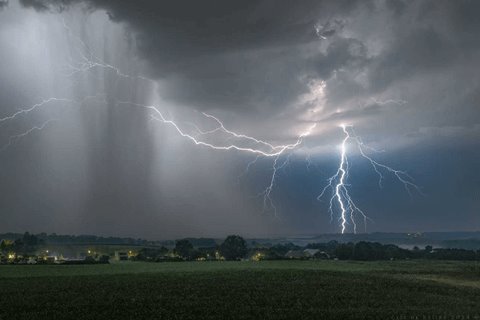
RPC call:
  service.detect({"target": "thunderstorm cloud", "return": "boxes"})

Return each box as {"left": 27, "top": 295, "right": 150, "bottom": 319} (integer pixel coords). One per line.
{"left": 0, "top": 0, "right": 478, "bottom": 238}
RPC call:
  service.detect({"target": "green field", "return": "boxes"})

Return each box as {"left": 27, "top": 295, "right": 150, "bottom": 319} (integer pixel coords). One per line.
{"left": 1, "top": 260, "right": 479, "bottom": 319}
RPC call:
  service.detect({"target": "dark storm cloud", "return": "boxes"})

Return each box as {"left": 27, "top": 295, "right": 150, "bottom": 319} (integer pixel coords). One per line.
{"left": 19, "top": 0, "right": 49, "bottom": 11}
{"left": 108, "top": 0, "right": 479, "bottom": 124}
{"left": 16, "top": 0, "right": 480, "bottom": 117}
{"left": 87, "top": 0, "right": 363, "bottom": 113}
{"left": 18, "top": 0, "right": 368, "bottom": 113}
{"left": 1, "top": 0, "right": 479, "bottom": 237}
{"left": 12, "top": 0, "right": 480, "bottom": 139}
{"left": 310, "top": 37, "right": 369, "bottom": 79}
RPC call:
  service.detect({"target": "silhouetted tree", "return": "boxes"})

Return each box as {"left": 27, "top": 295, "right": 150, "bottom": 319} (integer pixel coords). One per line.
{"left": 220, "top": 235, "right": 248, "bottom": 260}
{"left": 175, "top": 239, "right": 194, "bottom": 260}
{"left": 22, "top": 232, "right": 39, "bottom": 247}
{"left": 334, "top": 243, "right": 354, "bottom": 260}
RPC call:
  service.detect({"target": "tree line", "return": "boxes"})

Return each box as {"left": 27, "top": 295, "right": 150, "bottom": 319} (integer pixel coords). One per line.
{"left": 134, "top": 235, "right": 248, "bottom": 261}
{"left": 2, "top": 232, "right": 480, "bottom": 262}
{"left": 135, "top": 238, "right": 480, "bottom": 262}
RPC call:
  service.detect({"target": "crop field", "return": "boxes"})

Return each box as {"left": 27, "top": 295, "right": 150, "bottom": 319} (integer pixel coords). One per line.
{"left": 1, "top": 260, "right": 479, "bottom": 319}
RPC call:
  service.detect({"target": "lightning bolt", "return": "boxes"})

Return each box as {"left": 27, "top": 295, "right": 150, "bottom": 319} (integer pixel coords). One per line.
{"left": 0, "top": 98, "right": 73, "bottom": 125}
{"left": 259, "top": 152, "right": 296, "bottom": 216}
{"left": 61, "top": 18, "right": 154, "bottom": 84}
{"left": 115, "top": 101, "right": 316, "bottom": 158}
{"left": 318, "top": 124, "right": 421, "bottom": 234}
{"left": 0, "top": 119, "right": 58, "bottom": 152}
{"left": 237, "top": 155, "right": 261, "bottom": 182}
{"left": 1, "top": 18, "right": 318, "bottom": 216}
{"left": 0, "top": 19, "right": 420, "bottom": 228}
{"left": 0, "top": 94, "right": 106, "bottom": 152}
{"left": 145, "top": 103, "right": 316, "bottom": 214}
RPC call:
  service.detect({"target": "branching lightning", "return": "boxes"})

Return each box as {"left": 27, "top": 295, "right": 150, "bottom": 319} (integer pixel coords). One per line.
{"left": 126, "top": 101, "right": 316, "bottom": 214}
{"left": 0, "top": 98, "right": 72, "bottom": 125}
{"left": 61, "top": 19, "right": 154, "bottom": 84}
{"left": 318, "top": 124, "right": 421, "bottom": 234}
{"left": 62, "top": 19, "right": 319, "bottom": 215}
{"left": 0, "top": 19, "right": 421, "bottom": 231}
{"left": 0, "top": 94, "right": 106, "bottom": 151}
{"left": 1, "top": 18, "right": 318, "bottom": 216}
{"left": 0, "top": 119, "right": 58, "bottom": 152}
{"left": 116, "top": 101, "right": 316, "bottom": 158}
{"left": 259, "top": 153, "right": 295, "bottom": 216}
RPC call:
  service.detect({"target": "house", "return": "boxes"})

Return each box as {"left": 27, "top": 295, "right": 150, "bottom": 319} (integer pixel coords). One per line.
{"left": 114, "top": 251, "right": 129, "bottom": 261}
{"left": 43, "top": 256, "right": 56, "bottom": 264}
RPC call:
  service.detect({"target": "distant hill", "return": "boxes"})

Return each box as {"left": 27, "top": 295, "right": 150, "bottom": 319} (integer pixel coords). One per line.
{"left": 0, "top": 232, "right": 218, "bottom": 248}
{"left": 2, "top": 231, "right": 480, "bottom": 250}
{"left": 249, "top": 231, "right": 480, "bottom": 249}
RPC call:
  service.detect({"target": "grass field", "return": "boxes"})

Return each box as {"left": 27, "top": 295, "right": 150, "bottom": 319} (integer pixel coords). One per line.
{"left": 1, "top": 260, "right": 479, "bottom": 319}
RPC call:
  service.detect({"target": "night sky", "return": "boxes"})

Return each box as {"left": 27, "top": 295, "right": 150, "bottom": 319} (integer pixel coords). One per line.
{"left": 0, "top": 0, "right": 479, "bottom": 238}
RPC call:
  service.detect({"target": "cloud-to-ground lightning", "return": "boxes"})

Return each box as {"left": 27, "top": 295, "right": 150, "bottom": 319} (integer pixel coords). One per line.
{"left": 259, "top": 153, "right": 294, "bottom": 216}
{"left": 318, "top": 124, "right": 421, "bottom": 234}
{"left": 0, "top": 19, "right": 419, "bottom": 231}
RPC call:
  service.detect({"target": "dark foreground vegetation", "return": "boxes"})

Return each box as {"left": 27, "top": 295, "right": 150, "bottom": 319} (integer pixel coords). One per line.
{"left": 0, "top": 260, "right": 479, "bottom": 319}
{"left": 2, "top": 233, "right": 479, "bottom": 318}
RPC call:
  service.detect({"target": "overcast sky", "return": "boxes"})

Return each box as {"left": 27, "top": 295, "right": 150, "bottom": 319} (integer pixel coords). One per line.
{"left": 0, "top": 0, "right": 478, "bottom": 239}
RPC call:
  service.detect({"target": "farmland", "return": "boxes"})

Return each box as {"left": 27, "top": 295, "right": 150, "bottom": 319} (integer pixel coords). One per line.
{"left": 1, "top": 260, "right": 479, "bottom": 319}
